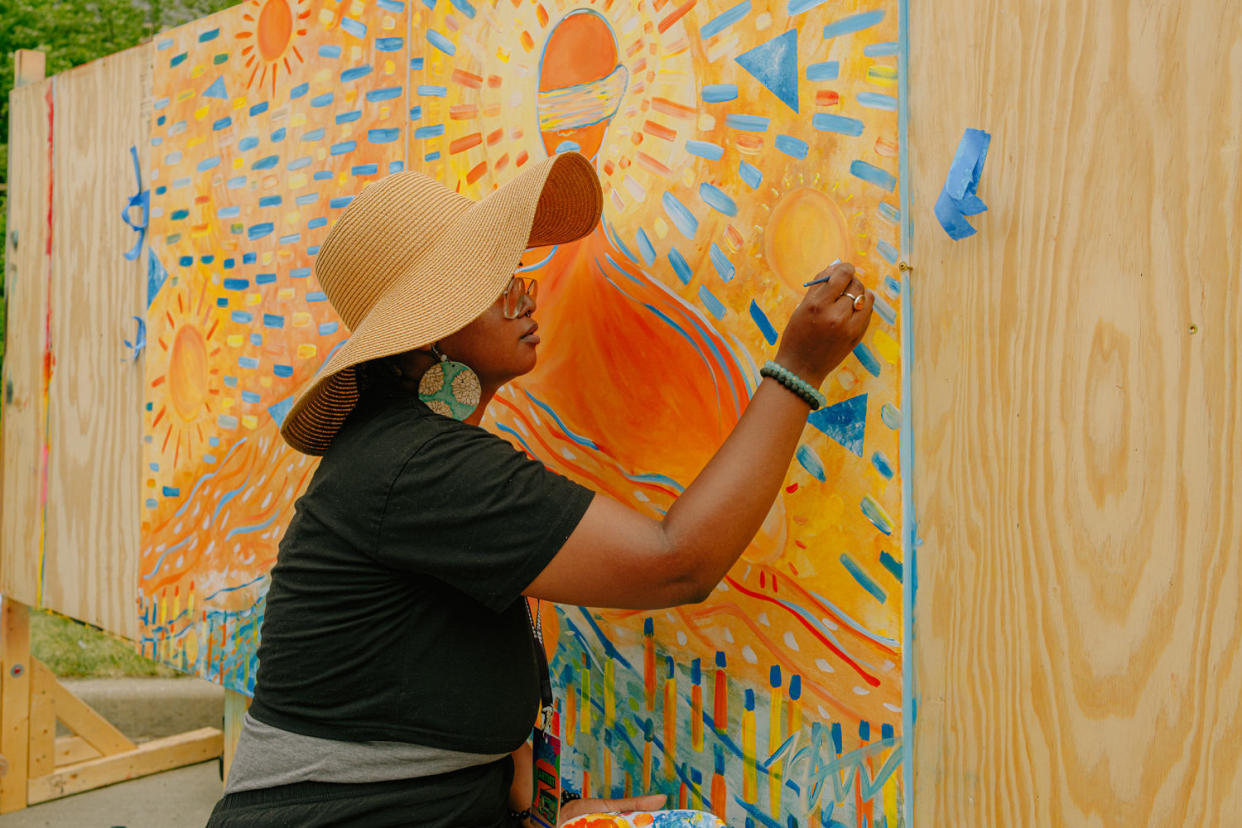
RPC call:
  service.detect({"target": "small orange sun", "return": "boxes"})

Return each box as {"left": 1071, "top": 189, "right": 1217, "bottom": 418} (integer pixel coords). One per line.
{"left": 237, "top": 0, "right": 310, "bottom": 94}
{"left": 150, "top": 279, "right": 223, "bottom": 470}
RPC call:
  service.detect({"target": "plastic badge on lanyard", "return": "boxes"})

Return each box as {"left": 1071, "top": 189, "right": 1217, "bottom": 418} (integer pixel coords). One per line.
{"left": 525, "top": 599, "right": 560, "bottom": 828}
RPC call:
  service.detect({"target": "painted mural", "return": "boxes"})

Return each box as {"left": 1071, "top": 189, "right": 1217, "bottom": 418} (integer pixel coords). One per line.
{"left": 140, "top": 0, "right": 906, "bottom": 825}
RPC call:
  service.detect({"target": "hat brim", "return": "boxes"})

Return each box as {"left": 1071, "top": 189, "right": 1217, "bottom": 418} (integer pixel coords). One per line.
{"left": 279, "top": 151, "right": 602, "bottom": 455}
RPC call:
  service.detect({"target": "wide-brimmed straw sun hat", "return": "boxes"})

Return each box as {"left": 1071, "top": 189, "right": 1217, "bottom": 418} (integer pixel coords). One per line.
{"left": 279, "top": 151, "right": 602, "bottom": 455}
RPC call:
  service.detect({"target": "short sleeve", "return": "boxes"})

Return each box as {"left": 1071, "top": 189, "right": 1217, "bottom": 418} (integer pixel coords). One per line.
{"left": 374, "top": 421, "right": 594, "bottom": 612}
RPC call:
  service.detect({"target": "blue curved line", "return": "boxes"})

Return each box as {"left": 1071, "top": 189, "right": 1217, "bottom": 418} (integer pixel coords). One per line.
{"left": 494, "top": 423, "right": 537, "bottom": 456}
{"left": 599, "top": 248, "right": 745, "bottom": 418}
{"left": 621, "top": 472, "right": 685, "bottom": 494}
{"left": 174, "top": 438, "right": 248, "bottom": 519}
{"left": 203, "top": 573, "right": 269, "bottom": 602}
{"left": 516, "top": 245, "right": 558, "bottom": 273}
{"left": 210, "top": 474, "right": 251, "bottom": 528}
{"left": 806, "top": 586, "right": 901, "bottom": 649}
{"left": 141, "top": 533, "right": 194, "bottom": 580}
{"left": 521, "top": 390, "right": 598, "bottom": 450}
{"left": 225, "top": 511, "right": 281, "bottom": 541}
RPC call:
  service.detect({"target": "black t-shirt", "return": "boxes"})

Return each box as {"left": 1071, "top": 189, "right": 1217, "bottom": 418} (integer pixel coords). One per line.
{"left": 249, "top": 390, "right": 594, "bottom": 754}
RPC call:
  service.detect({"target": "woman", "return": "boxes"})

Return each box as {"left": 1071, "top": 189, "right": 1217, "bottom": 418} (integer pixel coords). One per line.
{"left": 207, "top": 151, "right": 874, "bottom": 827}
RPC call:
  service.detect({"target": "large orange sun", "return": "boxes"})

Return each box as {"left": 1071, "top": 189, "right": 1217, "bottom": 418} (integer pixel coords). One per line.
{"left": 151, "top": 280, "right": 222, "bottom": 470}
{"left": 237, "top": 0, "right": 309, "bottom": 94}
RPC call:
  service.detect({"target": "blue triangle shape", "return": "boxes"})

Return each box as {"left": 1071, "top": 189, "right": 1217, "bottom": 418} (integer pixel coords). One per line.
{"left": 735, "top": 29, "right": 799, "bottom": 113}
{"left": 147, "top": 248, "right": 169, "bottom": 308}
{"left": 203, "top": 76, "right": 228, "bottom": 99}
{"left": 808, "top": 393, "right": 867, "bottom": 457}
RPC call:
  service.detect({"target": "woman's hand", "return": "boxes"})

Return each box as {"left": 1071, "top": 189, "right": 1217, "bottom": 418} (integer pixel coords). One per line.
{"left": 774, "top": 261, "right": 874, "bottom": 387}
{"left": 557, "top": 794, "right": 667, "bottom": 825}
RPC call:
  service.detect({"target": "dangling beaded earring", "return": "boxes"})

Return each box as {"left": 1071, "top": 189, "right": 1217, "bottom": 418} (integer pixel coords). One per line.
{"left": 418, "top": 345, "right": 482, "bottom": 420}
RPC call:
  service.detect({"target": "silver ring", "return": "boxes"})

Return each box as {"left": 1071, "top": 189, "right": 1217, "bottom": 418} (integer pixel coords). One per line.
{"left": 842, "top": 291, "right": 862, "bottom": 307}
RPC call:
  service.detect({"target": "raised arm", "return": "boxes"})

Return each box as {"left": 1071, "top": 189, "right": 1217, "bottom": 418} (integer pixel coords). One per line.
{"left": 524, "top": 262, "right": 874, "bottom": 609}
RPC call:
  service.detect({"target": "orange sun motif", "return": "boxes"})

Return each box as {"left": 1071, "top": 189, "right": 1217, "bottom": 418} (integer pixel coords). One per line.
{"left": 150, "top": 279, "right": 223, "bottom": 471}
{"left": 237, "top": 0, "right": 310, "bottom": 94}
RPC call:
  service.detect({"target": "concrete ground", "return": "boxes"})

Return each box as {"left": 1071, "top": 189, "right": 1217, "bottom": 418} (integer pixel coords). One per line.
{"left": 2, "top": 677, "right": 226, "bottom": 828}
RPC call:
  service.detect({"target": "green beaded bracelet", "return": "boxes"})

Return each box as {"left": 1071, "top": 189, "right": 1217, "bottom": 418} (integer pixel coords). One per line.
{"left": 760, "top": 361, "right": 826, "bottom": 411}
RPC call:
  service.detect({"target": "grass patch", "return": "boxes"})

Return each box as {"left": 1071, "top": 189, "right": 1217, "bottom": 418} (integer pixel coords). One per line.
{"left": 32, "top": 609, "right": 181, "bottom": 678}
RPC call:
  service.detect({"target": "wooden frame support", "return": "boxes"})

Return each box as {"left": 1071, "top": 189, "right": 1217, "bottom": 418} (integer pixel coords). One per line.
{"left": 0, "top": 598, "right": 223, "bottom": 813}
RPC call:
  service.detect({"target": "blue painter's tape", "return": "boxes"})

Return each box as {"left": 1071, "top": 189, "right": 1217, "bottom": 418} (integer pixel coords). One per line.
{"left": 749, "top": 300, "right": 778, "bottom": 345}
{"left": 935, "top": 128, "right": 991, "bottom": 240}
{"left": 850, "top": 160, "right": 896, "bottom": 191}
{"left": 840, "top": 553, "right": 886, "bottom": 602}
{"left": 806, "top": 61, "right": 839, "bottom": 81}
{"left": 700, "top": 0, "right": 751, "bottom": 39}
{"left": 699, "top": 183, "right": 738, "bottom": 216}
{"left": 686, "top": 140, "right": 724, "bottom": 160}
{"left": 698, "top": 285, "right": 726, "bottom": 320}
{"left": 668, "top": 248, "right": 692, "bottom": 284}
{"left": 701, "top": 84, "right": 738, "bottom": 103}
{"left": 813, "top": 113, "right": 864, "bottom": 136}
{"left": 823, "top": 9, "right": 885, "bottom": 38}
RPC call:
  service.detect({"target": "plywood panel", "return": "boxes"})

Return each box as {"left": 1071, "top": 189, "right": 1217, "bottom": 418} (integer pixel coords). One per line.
{"left": 1, "top": 78, "right": 54, "bottom": 606}
{"left": 43, "top": 45, "right": 151, "bottom": 640}
{"left": 909, "top": 1, "right": 1242, "bottom": 824}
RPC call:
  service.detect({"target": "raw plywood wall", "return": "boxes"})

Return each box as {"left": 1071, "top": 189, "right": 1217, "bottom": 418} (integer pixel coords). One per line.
{"left": 1, "top": 45, "right": 148, "bottom": 639}
{"left": 43, "top": 47, "right": 149, "bottom": 641}
{"left": 1, "top": 78, "right": 53, "bottom": 607}
{"left": 909, "top": 0, "right": 1242, "bottom": 824}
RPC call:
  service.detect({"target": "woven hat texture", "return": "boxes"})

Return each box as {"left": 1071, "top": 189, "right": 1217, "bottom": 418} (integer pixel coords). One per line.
{"left": 280, "top": 151, "right": 602, "bottom": 455}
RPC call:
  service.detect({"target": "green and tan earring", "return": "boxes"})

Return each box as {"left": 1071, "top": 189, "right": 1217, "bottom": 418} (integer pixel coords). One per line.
{"left": 418, "top": 345, "right": 482, "bottom": 420}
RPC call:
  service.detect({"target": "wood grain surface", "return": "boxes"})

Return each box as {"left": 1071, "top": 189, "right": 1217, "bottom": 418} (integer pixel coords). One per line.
{"left": 1, "top": 78, "right": 53, "bottom": 606}
{"left": 909, "top": 0, "right": 1242, "bottom": 824}
{"left": 43, "top": 46, "right": 149, "bottom": 640}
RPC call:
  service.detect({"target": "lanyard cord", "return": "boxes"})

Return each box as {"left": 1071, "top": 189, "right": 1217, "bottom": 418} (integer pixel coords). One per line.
{"left": 523, "top": 598, "right": 555, "bottom": 719}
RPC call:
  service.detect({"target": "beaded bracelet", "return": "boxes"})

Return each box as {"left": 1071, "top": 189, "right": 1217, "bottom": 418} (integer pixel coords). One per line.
{"left": 760, "top": 361, "right": 826, "bottom": 411}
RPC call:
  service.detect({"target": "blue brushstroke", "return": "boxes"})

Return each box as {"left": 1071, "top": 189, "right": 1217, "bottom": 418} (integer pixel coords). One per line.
{"left": 699, "top": 183, "right": 737, "bottom": 216}
{"left": 879, "top": 549, "right": 903, "bottom": 581}
{"left": 661, "top": 192, "right": 699, "bottom": 239}
{"left": 840, "top": 554, "right": 886, "bottom": 602}
{"left": 806, "top": 61, "right": 839, "bottom": 81}
{"left": 701, "top": 84, "right": 738, "bottom": 103}
{"left": 699, "top": 0, "right": 750, "bottom": 39}
{"left": 708, "top": 243, "right": 735, "bottom": 282}
{"left": 749, "top": 300, "right": 778, "bottom": 345}
{"left": 823, "top": 9, "right": 885, "bottom": 38}
{"left": 725, "top": 113, "right": 770, "bottom": 132}
{"left": 226, "top": 512, "right": 281, "bottom": 541}
{"left": 775, "top": 134, "right": 809, "bottom": 159}
{"left": 686, "top": 140, "right": 724, "bottom": 160}
{"left": 795, "top": 445, "right": 826, "bottom": 481}
{"left": 850, "top": 160, "right": 896, "bottom": 191}
{"left": 813, "top": 113, "right": 864, "bottom": 136}
{"left": 858, "top": 92, "right": 898, "bottom": 111}
{"left": 522, "top": 391, "right": 599, "bottom": 450}
{"left": 808, "top": 394, "right": 867, "bottom": 456}
{"left": 698, "top": 286, "right": 726, "bottom": 320}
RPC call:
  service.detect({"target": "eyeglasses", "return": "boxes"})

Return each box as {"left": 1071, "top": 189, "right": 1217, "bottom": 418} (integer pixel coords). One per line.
{"left": 501, "top": 276, "right": 538, "bottom": 319}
